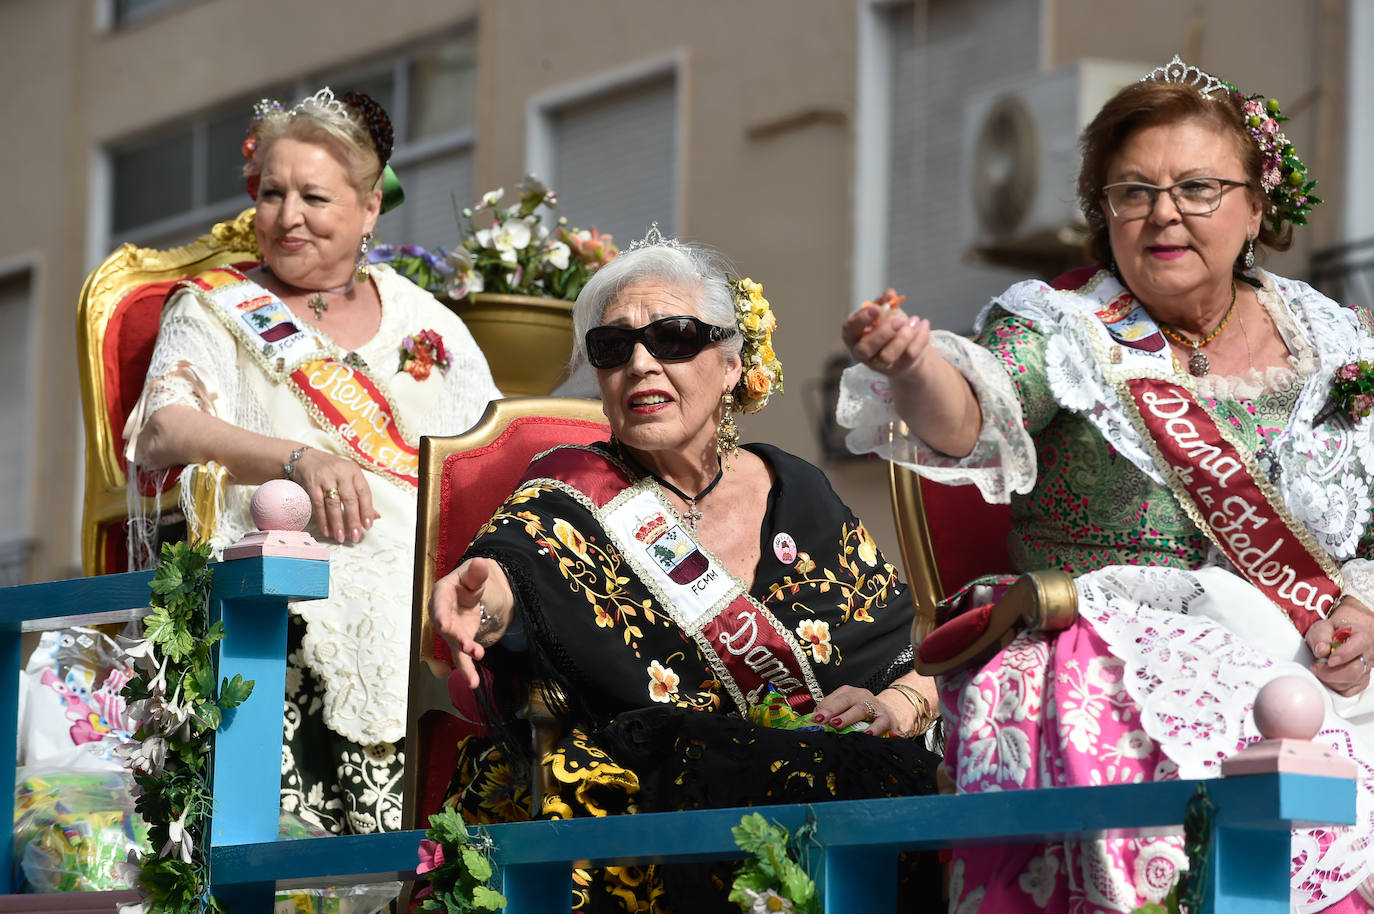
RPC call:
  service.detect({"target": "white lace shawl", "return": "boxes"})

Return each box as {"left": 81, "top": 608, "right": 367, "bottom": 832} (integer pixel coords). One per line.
{"left": 123, "top": 264, "right": 501, "bottom": 744}
{"left": 836, "top": 269, "right": 1374, "bottom": 608}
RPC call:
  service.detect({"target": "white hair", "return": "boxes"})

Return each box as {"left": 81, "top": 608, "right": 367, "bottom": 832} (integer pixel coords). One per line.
{"left": 569, "top": 239, "right": 743, "bottom": 373}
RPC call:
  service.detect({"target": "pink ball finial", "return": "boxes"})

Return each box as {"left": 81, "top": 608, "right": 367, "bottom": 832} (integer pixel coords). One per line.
{"left": 249, "top": 479, "right": 312, "bottom": 532}
{"left": 1252, "top": 675, "right": 1325, "bottom": 741}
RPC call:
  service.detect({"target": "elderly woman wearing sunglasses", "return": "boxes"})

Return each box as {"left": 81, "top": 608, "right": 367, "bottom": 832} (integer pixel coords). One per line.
{"left": 429, "top": 232, "right": 944, "bottom": 912}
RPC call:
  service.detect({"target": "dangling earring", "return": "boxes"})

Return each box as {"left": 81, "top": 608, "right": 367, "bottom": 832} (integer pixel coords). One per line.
{"left": 356, "top": 231, "right": 373, "bottom": 281}
{"left": 716, "top": 391, "right": 740, "bottom": 468}
{"left": 1243, "top": 233, "right": 1255, "bottom": 271}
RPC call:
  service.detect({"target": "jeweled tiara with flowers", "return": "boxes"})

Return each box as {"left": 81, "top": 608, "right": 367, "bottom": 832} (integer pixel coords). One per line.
{"left": 1143, "top": 55, "right": 1321, "bottom": 233}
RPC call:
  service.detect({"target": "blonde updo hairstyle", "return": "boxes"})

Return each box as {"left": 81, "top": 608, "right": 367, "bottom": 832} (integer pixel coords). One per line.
{"left": 243, "top": 92, "right": 386, "bottom": 201}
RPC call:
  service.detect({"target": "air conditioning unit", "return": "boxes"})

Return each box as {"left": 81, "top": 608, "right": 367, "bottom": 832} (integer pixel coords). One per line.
{"left": 961, "top": 59, "right": 1147, "bottom": 268}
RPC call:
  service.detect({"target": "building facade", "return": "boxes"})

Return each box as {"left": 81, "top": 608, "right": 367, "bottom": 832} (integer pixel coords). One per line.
{"left": 1, "top": 0, "right": 1363, "bottom": 583}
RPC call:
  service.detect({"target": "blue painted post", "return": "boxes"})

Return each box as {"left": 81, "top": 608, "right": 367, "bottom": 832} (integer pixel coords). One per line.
{"left": 1, "top": 625, "right": 18, "bottom": 894}
{"left": 1207, "top": 826, "right": 1292, "bottom": 914}
{"left": 500, "top": 861, "right": 575, "bottom": 914}
{"left": 821, "top": 846, "right": 896, "bottom": 912}
{"left": 207, "top": 556, "right": 328, "bottom": 912}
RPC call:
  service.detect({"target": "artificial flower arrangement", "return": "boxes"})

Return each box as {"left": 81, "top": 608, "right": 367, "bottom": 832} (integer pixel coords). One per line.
{"left": 114, "top": 541, "right": 255, "bottom": 914}
{"left": 729, "top": 277, "right": 784, "bottom": 413}
{"left": 399, "top": 328, "right": 455, "bottom": 381}
{"left": 412, "top": 808, "right": 507, "bottom": 912}
{"left": 1227, "top": 86, "right": 1321, "bottom": 232}
{"left": 370, "top": 174, "right": 618, "bottom": 303}
{"left": 1317, "top": 360, "right": 1374, "bottom": 425}
{"left": 729, "top": 813, "right": 821, "bottom": 914}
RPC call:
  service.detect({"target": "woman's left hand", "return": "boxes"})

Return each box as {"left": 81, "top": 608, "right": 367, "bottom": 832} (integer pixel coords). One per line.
{"left": 1306, "top": 597, "right": 1374, "bottom": 696}
{"left": 812, "top": 685, "right": 902, "bottom": 735}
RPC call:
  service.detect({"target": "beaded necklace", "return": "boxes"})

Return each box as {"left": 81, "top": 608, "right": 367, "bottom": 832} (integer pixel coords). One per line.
{"left": 1158, "top": 281, "right": 1238, "bottom": 377}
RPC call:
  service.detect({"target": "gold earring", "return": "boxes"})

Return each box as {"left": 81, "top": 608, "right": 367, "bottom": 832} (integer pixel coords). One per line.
{"left": 355, "top": 231, "right": 373, "bottom": 282}
{"left": 716, "top": 391, "right": 740, "bottom": 467}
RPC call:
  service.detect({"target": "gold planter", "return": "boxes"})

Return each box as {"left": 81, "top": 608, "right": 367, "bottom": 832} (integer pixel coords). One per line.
{"left": 450, "top": 293, "right": 576, "bottom": 396}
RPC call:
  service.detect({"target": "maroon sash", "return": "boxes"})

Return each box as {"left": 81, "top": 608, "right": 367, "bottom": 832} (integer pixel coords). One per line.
{"left": 524, "top": 446, "right": 821, "bottom": 713}
{"left": 1125, "top": 377, "right": 1341, "bottom": 633}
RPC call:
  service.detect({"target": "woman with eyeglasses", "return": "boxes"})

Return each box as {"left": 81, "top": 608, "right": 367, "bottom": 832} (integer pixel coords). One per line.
{"left": 429, "top": 233, "right": 943, "bottom": 912}
{"left": 840, "top": 56, "right": 1374, "bottom": 912}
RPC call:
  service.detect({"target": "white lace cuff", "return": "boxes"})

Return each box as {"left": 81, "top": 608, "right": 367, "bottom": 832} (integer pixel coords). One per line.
{"left": 1340, "top": 559, "right": 1374, "bottom": 611}
{"left": 121, "top": 361, "right": 220, "bottom": 464}
{"left": 835, "top": 331, "right": 1037, "bottom": 503}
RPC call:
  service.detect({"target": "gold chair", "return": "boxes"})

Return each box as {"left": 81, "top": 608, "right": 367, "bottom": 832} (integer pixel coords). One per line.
{"left": 886, "top": 449, "right": 1078, "bottom": 676}
{"left": 76, "top": 209, "right": 260, "bottom": 574}
{"left": 403, "top": 396, "right": 610, "bottom": 830}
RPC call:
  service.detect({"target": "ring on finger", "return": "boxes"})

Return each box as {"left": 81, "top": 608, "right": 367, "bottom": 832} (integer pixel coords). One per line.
{"left": 324, "top": 487, "right": 340, "bottom": 500}
{"left": 862, "top": 699, "right": 877, "bottom": 723}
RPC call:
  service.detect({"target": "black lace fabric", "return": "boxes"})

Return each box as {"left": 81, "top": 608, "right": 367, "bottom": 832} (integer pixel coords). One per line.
{"left": 596, "top": 707, "right": 945, "bottom": 913}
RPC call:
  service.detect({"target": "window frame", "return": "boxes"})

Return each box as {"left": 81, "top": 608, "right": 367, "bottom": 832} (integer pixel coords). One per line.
{"left": 851, "top": 0, "right": 906, "bottom": 312}
{"left": 96, "top": 27, "right": 478, "bottom": 252}
{"left": 524, "top": 51, "right": 688, "bottom": 237}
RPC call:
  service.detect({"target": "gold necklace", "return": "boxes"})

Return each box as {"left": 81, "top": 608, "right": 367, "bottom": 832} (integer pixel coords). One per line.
{"left": 1158, "top": 281, "right": 1238, "bottom": 377}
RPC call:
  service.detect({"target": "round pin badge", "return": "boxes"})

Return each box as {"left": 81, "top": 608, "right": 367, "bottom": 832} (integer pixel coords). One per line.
{"left": 773, "top": 532, "right": 797, "bottom": 564}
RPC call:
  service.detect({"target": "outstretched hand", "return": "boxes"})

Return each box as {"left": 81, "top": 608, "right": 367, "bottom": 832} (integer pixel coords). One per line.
{"left": 842, "top": 288, "right": 932, "bottom": 377}
{"left": 429, "top": 557, "right": 507, "bottom": 689}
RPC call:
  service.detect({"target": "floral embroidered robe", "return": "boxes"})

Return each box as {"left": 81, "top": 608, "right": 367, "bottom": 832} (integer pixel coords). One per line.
{"left": 455, "top": 442, "right": 943, "bottom": 912}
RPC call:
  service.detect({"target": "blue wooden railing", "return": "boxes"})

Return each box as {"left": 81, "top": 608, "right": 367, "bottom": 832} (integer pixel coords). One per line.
{"left": 2, "top": 555, "right": 1359, "bottom": 912}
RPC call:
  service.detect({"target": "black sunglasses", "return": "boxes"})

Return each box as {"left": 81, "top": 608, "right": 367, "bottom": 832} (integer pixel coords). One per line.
{"left": 585, "top": 316, "right": 736, "bottom": 369}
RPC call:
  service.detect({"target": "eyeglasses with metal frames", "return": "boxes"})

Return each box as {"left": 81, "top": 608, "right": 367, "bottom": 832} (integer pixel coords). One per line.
{"left": 1101, "top": 177, "right": 1250, "bottom": 219}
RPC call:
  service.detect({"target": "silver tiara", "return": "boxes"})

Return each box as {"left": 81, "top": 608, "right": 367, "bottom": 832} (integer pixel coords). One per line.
{"left": 1140, "top": 55, "right": 1228, "bottom": 98}
{"left": 624, "top": 222, "right": 686, "bottom": 255}
{"left": 253, "top": 87, "right": 348, "bottom": 121}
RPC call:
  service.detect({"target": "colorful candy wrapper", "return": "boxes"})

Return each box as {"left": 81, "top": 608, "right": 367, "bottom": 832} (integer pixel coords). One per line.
{"left": 746, "top": 685, "right": 868, "bottom": 734}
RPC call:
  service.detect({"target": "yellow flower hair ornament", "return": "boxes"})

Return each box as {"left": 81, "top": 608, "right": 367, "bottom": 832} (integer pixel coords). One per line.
{"left": 729, "top": 277, "right": 784, "bottom": 414}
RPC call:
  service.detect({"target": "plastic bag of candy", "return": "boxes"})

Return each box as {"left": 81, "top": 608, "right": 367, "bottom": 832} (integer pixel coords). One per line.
{"left": 17, "top": 626, "right": 137, "bottom": 770}
{"left": 12, "top": 767, "right": 149, "bottom": 892}
{"left": 272, "top": 882, "right": 403, "bottom": 913}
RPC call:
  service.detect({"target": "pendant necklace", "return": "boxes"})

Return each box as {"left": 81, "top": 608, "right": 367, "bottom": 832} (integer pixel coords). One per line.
{"left": 1157, "top": 281, "right": 1238, "bottom": 377}
{"left": 649, "top": 457, "right": 725, "bottom": 530}
{"left": 307, "top": 275, "right": 357, "bottom": 320}
{"left": 261, "top": 263, "right": 357, "bottom": 321}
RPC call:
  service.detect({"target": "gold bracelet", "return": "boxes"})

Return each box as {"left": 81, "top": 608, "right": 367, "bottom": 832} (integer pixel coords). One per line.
{"left": 887, "top": 683, "right": 936, "bottom": 736}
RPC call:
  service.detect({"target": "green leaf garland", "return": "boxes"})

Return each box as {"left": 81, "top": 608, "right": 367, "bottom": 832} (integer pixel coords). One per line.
{"left": 117, "top": 541, "right": 256, "bottom": 914}
{"left": 730, "top": 813, "right": 821, "bottom": 914}
{"left": 413, "top": 808, "right": 508, "bottom": 912}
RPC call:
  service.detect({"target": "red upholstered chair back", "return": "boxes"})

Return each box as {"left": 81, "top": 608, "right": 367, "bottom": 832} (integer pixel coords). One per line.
{"left": 77, "top": 209, "right": 260, "bottom": 574}
{"left": 403, "top": 397, "right": 610, "bottom": 828}
{"left": 889, "top": 462, "right": 1013, "bottom": 642}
